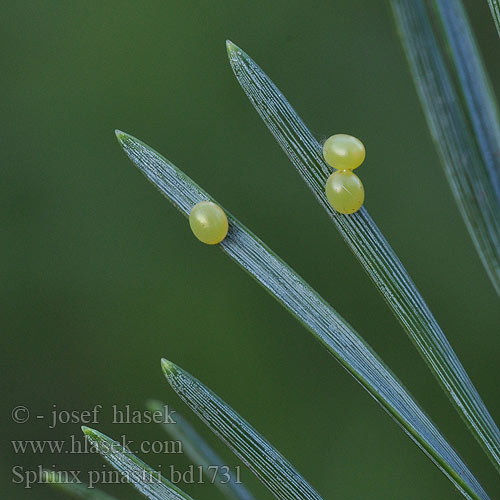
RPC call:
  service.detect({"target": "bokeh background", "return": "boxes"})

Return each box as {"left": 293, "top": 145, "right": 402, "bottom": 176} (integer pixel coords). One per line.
{"left": 2, "top": 1, "right": 500, "bottom": 498}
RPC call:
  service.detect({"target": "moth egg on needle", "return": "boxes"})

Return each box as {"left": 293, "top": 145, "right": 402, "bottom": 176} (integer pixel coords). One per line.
{"left": 325, "top": 170, "right": 365, "bottom": 215}
{"left": 189, "top": 201, "right": 229, "bottom": 244}
{"left": 322, "top": 134, "right": 366, "bottom": 170}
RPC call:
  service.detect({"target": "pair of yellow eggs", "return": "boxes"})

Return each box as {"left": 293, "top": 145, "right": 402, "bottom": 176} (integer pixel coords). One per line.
{"left": 189, "top": 134, "right": 366, "bottom": 244}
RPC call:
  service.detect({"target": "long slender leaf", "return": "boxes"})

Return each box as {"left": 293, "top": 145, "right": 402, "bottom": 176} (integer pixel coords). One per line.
{"left": 116, "top": 129, "right": 489, "bottom": 499}
{"left": 160, "top": 359, "right": 322, "bottom": 500}
{"left": 487, "top": 0, "right": 500, "bottom": 37}
{"left": 44, "top": 472, "right": 118, "bottom": 500}
{"left": 434, "top": 0, "right": 500, "bottom": 191}
{"left": 226, "top": 38, "right": 500, "bottom": 473}
{"left": 390, "top": 0, "right": 500, "bottom": 471}
{"left": 82, "top": 426, "right": 194, "bottom": 500}
{"left": 146, "top": 400, "right": 256, "bottom": 500}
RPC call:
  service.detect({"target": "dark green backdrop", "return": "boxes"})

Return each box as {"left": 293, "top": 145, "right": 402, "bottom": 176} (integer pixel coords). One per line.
{"left": 2, "top": 1, "right": 500, "bottom": 498}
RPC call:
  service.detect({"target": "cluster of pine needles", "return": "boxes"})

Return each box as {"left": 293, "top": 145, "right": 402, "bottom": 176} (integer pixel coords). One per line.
{"left": 47, "top": 2, "right": 500, "bottom": 499}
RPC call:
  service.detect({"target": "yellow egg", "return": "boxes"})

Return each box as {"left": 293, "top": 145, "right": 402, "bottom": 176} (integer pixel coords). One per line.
{"left": 325, "top": 170, "right": 365, "bottom": 214}
{"left": 189, "top": 201, "right": 229, "bottom": 244}
{"left": 322, "top": 134, "right": 366, "bottom": 170}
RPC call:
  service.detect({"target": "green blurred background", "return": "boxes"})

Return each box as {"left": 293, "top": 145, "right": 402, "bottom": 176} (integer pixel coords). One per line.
{"left": 2, "top": 1, "right": 500, "bottom": 498}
